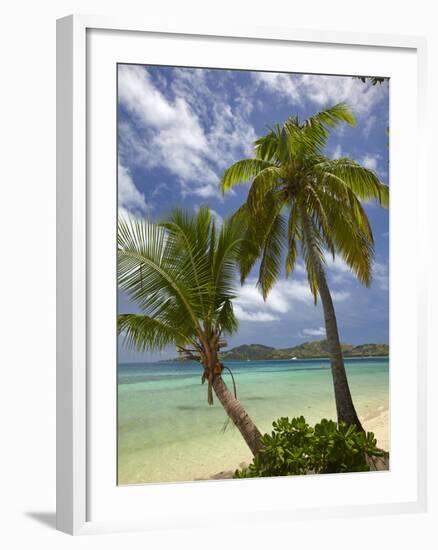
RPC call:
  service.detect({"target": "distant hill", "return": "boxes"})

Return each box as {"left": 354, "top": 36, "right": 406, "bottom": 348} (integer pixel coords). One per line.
{"left": 220, "top": 340, "right": 389, "bottom": 361}
{"left": 220, "top": 343, "right": 276, "bottom": 361}
{"left": 161, "top": 340, "right": 389, "bottom": 362}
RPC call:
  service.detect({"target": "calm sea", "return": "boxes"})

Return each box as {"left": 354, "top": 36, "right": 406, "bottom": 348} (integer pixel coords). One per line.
{"left": 117, "top": 357, "right": 389, "bottom": 484}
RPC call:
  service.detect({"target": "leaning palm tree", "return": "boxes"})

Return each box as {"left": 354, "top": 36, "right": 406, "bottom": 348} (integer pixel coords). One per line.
{"left": 220, "top": 103, "right": 389, "bottom": 431}
{"left": 117, "top": 207, "right": 263, "bottom": 456}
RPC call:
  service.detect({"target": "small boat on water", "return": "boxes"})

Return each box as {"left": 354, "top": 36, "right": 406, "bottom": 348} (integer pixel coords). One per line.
{"left": 290, "top": 356, "right": 297, "bottom": 360}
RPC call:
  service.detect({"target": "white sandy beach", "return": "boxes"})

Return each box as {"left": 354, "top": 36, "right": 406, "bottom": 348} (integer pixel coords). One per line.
{"left": 363, "top": 408, "right": 389, "bottom": 451}
{"left": 118, "top": 408, "right": 390, "bottom": 484}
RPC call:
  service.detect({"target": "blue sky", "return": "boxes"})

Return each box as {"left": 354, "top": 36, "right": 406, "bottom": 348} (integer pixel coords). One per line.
{"left": 117, "top": 64, "right": 389, "bottom": 362}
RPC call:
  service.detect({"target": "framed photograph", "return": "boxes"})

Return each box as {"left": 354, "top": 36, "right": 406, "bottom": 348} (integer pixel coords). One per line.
{"left": 57, "top": 15, "right": 427, "bottom": 535}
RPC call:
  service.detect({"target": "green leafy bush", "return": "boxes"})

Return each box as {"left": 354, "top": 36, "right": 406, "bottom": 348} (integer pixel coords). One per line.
{"left": 234, "top": 416, "right": 388, "bottom": 478}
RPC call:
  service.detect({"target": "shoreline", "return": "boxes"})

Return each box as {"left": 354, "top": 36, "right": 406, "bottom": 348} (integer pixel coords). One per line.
{"left": 118, "top": 405, "right": 390, "bottom": 484}
{"left": 118, "top": 358, "right": 389, "bottom": 485}
{"left": 158, "top": 354, "right": 389, "bottom": 365}
{"left": 118, "top": 407, "right": 390, "bottom": 484}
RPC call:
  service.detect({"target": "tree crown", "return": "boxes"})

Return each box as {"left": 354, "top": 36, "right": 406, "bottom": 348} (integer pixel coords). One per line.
{"left": 220, "top": 103, "right": 389, "bottom": 300}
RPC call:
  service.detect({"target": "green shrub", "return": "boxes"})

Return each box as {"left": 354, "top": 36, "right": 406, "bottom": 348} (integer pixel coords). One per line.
{"left": 234, "top": 416, "right": 388, "bottom": 478}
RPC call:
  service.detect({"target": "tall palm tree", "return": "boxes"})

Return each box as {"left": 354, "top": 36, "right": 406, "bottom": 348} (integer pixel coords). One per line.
{"left": 117, "top": 207, "right": 263, "bottom": 456}
{"left": 220, "top": 103, "right": 389, "bottom": 431}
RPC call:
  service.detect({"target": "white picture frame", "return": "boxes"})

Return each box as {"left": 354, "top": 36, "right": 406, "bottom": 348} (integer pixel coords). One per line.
{"left": 56, "top": 14, "right": 428, "bottom": 535}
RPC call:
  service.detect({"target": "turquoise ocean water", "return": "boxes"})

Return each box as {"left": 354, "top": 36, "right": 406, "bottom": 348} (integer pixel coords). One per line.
{"left": 118, "top": 357, "right": 389, "bottom": 484}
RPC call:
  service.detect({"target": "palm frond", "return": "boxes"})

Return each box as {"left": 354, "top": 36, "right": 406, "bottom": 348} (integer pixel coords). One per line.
{"left": 315, "top": 158, "right": 389, "bottom": 207}
{"left": 305, "top": 103, "right": 356, "bottom": 130}
{"left": 299, "top": 211, "right": 327, "bottom": 303}
{"left": 285, "top": 203, "right": 301, "bottom": 277}
{"left": 246, "top": 166, "right": 285, "bottom": 214}
{"left": 118, "top": 314, "right": 187, "bottom": 351}
{"left": 118, "top": 216, "right": 205, "bottom": 335}
{"left": 118, "top": 209, "right": 246, "bottom": 356}
{"left": 320, "top": 193, "right": 375, "bottom": 286}
{"left": 220, "top": 159, "right": 274, "bottom": 193}
{"left": 257, "top": 211, "right": 287, "bottom": 299}
{"left": 287, "top": 103, "right": 356, "bottom": 155}
{"left": 160, "top": 207, "right": 212, "bottom": 320}
{"left": 211, "top": 215, "right": 247, "bottom": 308}
{"left": 217, "top": 299, "right": 239, "bottom": 334}
{"left": 254, "top": 125, "right": 283, "bottom": 162}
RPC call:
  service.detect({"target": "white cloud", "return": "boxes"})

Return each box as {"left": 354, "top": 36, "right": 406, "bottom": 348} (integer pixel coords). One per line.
{"left": 323, "top": 251, "right": 388, "bottom": 293}
{"left": 293, "top": 262, "right": 307, "bottom": 275}
{"left": 185, "top": 182, "right": 222, "bottom": 199}
{"left": 234, "top": 282, "right": 290, "bottom": 315}
{"left": 118, "top": 163, "right": 149, "bottom": 215}
{"left": 330, "top": 290, "right": 351, "bottom": 302}
{"left": 361, "top": 154, "right": 379, "bottom": 171}
{"left": 373, "top": 261, "right": 389, "bottom": 291}
{"left": 362, "top": 115, "right": 377, "bottom": 139}
{"left": 235, "top": 85, "right": 256, "bottom": 117}
{"left": 359, "top": 153, "right": 388, "bottom": 183}
{"left": 254, "top": 72, "right": 302, "bottom": 104}
{"left": 323, "top": 252, "right": 353, "bottom": 283}
{"left": 150, "top": 182, "right": 169, "bottom": 198}
{"left": 279, "top": 279, "right": 317, "bottom": 303}
{"left": 301, "top": 326, "right": 326, "bottom": 337}
{"left": 323, "top": 252, "right": 358, "bottom": 286}
{"left": 331, "top": 144, "right": 343, "bottom": 159}
{"left": 118, "top": 65, "right": 256, "bottom": 199}
{"left": 254, "top": 72, "right": 387, "bottom": 116}
{"left": 233, "top": 305, "right": 279, "bottom": 322}
{"left": 232, "top": 276, "right": 349, "bottom": 324}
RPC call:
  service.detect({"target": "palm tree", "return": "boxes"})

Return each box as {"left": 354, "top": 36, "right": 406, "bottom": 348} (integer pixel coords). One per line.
{"left": 117, "top": 207, "right": 263, "bottom": 456}
{"left": 220, "top": 103, "right": 389, "bottom": 431}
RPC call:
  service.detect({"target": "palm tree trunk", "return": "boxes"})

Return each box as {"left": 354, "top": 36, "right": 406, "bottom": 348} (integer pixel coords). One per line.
{"left": 301, "top": 209, "right": 363, "bottom": 430}
{"left": 212, "top": 375, "right": 264, "bottom": 456}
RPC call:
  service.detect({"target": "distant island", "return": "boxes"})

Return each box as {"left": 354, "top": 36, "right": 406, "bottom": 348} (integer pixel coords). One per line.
{"left": 221, "top": 340, "right": 389, "bottom": 360}
{"left": 162, "top": 340, "right": 389, "bottom": 362}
